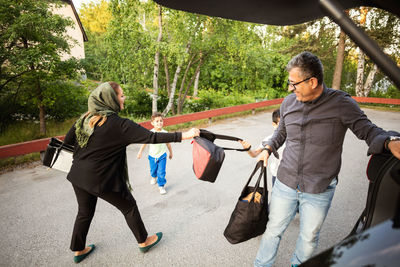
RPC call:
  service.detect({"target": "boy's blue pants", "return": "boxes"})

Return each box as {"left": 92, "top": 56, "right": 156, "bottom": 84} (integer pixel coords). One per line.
{"left": 148, "top": 153, "right": 167, "bottom": 187}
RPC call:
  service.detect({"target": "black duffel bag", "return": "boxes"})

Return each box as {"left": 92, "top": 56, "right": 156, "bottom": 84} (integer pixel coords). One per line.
{"left": 224, "top": 161, "right": 269, "bottom": 244}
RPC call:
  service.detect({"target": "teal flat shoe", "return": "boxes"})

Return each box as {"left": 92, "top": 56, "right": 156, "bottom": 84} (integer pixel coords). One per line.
{"left": 74, "top": 244, "right": 95, "bottom": 263}
{"left": 139, "top": 232, "right": 163, "bottom": 253}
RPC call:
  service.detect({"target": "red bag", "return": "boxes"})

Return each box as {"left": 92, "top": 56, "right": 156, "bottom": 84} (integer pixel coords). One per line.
{"left": 192, "top": 129, "right": 249, "bottom": 183}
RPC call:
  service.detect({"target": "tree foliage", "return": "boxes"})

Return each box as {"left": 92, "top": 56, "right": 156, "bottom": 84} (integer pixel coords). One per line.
{"left": 2, "top": 1, "right": 399, "bottom": 139}
{"left": 79, "top": 0, "right": 111, "bottom": 34}
{"left": 0, "top": 0, "right": 81, "bottom": 134}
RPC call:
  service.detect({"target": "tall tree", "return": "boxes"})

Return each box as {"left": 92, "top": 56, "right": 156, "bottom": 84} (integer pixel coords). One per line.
{"left": 152, "top": 5, "right": 163, "bottom": 113}
{"left": 79, "top": 0, "right": 111, "bottom": 34}
{"left": 331, "top": 10, "right": 349, "bottom": 90}
{"left": 332, "top": 29, "right": 346, "bottom": 89}
{"left": 363, "top": 64, "right": 378, "bottom": 96}
{"left": 355, "top": 50, "right": 365, "bottom": 96}
{"left": 105, "top": 0, "right": 153, "bottom": 86}
{"left": 161, "top": 12, "right": 205, "bottom": 116}
{"left": 355, "top": 7, "right": 368, "bottom": 97}
{"left": 79, "top": 0, "right": 112, "bottom": 80}
{"left": 193, "top": 70, "right": 200, "bottom": 97}
{"left": 0, "top": 0, "right": 79, "bottom": 134}
{"left": 353, "top": 7, "right": 399, "bottom": 96}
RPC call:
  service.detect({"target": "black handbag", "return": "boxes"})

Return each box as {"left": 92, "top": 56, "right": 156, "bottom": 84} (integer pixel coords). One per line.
{"left": 192, "top": 129, "right": 249, "bottom": 183}
{"left": 224, "top": 161, "right": 269, "bottom": 244}
{"left": 42, "top": 137, "right": 74, "bottom": 173}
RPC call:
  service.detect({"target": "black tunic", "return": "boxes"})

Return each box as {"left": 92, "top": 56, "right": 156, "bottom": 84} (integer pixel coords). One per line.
{"left": 64, "top": 114, "right": 182, "bottom": 195}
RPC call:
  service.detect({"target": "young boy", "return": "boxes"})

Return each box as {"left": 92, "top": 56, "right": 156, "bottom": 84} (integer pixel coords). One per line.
{"left": 240, "top": 108, "right": 284, "bottom": 187}
{"left": 137, "top": 112, "right": 173, "bottom": 195}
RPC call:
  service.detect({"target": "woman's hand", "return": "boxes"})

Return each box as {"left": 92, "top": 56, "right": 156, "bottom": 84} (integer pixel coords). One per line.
{"left": 239, "top": 140, "right": 251, "bottom": 149}
{"left": 182, "top": 128, "right": 200, "bottom": 140}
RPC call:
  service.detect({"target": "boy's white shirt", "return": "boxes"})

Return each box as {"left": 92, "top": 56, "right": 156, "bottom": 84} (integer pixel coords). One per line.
{"left": 259, "top": 134, "right": 285, "bottom": 177}
{"left": 148, "top": 128, "right": 168, "bottom": 158}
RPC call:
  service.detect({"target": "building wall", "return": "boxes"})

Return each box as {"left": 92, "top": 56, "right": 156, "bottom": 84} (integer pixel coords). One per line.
{"left": 52, "top": 4, "right": 85, "bottom": 60}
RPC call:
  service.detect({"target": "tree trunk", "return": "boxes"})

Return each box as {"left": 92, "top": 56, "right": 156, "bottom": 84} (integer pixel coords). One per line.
{"left": 178, "top": 57, "right": 203, "bottom": 114}
{"left": 363, "top": 64, "right": 378, "bottom": 97}
{"left": 39, "top": 104, "right": 46, "bottom": 136}
{"left": 332, "top": 29, "right": 346, "bottom": 90}
{"left": 163, "top": 65, "right": 180, "bottom": 116}
{"left": 163, "top": 55, "right": 171, "bottom": 96}
{"left": 37, "top": 80, "right": 46, "bottom": 135}
{"left": 152, "top": 5, "right": 162, "bottom": 114}
{"left": 162, "top": 43, "right": 191, "bottom": 116}
{"left": 177, "top": 54, "right": 195, "bottom": 114}
{"left": 355, "top": 7, "right": 368, "bottom": 97}
{"left": 162, "top": 54, "right": 175, "bottom": 116}
{"left": 355, "top": 50, "right": 365, "bottom": 97}
{"left": 193, "top": 69, "right": 200, "bottom": 97}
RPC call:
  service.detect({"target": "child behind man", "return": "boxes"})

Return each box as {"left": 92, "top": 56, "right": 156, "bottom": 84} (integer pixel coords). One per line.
{"left": 137, "top": 112, "right": 173, "bottom": 195}
{"left": 240, "top": 108, "right": 284, "bottom": 187}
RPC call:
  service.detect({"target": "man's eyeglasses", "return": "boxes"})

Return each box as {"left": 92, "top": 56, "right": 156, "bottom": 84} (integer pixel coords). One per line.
{"left": 287, "top": 77, "right": 312, "bottom": 90}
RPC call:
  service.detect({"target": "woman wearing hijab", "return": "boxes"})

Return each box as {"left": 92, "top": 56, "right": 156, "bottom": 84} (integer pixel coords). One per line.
{"left": 64, "top": 82, "right": 199, "bottom": 263}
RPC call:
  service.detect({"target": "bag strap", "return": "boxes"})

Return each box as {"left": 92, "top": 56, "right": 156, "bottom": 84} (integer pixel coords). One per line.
{"left": 241, "top": 161, "right": 268, "bottom": 201}
{"left": 49, "top": 139, "right": 73, "bottom": 168}
{"left": 199, "top": 129, "right": 250, "bottom": 152}
{"left": 251, "top": 162, "right": 267, "bottom": 201}
{"left": 50, "top": 146, "right": 62, "bottom": 168}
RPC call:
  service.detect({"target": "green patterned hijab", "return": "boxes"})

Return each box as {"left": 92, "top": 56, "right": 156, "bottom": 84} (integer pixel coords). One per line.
{"left": 75, "top": 82, "right": 120, "bottom": 148}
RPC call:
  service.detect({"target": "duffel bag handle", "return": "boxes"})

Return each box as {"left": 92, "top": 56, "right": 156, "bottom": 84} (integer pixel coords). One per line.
{"left": 199, "top": 129, "right": 250, "bottom": 152}
{"left": 240, "top": 161, "right": 267, "bottom": 202}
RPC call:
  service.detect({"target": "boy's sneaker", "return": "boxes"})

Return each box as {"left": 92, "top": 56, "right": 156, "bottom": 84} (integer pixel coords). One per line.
{"left": 150, "top": 178, "right": 157, "bottom": 185}
{"left": 159, "top": 187, "right": 167, "bottom": 195}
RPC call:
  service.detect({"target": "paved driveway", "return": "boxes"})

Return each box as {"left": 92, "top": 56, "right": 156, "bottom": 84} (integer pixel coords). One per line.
{"left": 0, "top": 108, "right": 399, "bottom": 267}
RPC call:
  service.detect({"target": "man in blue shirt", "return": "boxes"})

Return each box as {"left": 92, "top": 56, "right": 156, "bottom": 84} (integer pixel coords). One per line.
{"left": 255, "top": 51, "right": 400, "bottom": 267}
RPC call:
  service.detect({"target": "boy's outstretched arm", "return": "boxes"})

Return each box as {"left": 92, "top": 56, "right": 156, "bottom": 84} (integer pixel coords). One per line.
{"left": 137, "top": 144, "right": 147, "bottom": 159}
{"left": 239, "top": 140, "right": 262, "bottom": 158}
{"left": 167, "top": 143, "right": 173, "bottom": 159}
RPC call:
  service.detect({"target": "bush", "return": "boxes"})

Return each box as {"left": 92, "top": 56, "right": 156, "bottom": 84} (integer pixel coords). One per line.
{"left": 44, "top": 81, "right": 89, "bottom": 120}
{"left": 185, "top": 88, "right": 255, "bottom": 113}
{"left": 0, "top": 81, "right": 89, "bottom": 133}
{"left": 122, "top": 87, "right": 152, "bottom": 118}
{"left": 121, "top": 84, "right": 171, "bottom": 119}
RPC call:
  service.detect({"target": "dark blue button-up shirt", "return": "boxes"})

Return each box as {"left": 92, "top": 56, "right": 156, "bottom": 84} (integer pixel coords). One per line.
{"left": 264, "top": 86, "right": 391, "bottom": 194}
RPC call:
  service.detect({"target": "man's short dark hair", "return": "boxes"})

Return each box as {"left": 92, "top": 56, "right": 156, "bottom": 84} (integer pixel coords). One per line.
{"left": 272, "top": 108, "right": 280, "bottom": 124}
{"left": 286, "top": 51, "right": 324, "bottom": 85}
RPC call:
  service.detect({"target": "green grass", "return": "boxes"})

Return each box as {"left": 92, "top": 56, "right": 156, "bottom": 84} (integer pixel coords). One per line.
{"left": 0, "top": 118, "right": 78, "bottom": 146}
{"left": 0, "top": 152, "right": 40, "bottom": 173}
{"left": 359, "top": 103, "right": 400, "bottom": 112}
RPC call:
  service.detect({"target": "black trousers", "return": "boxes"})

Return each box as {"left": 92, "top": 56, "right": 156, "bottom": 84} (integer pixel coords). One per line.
{"left": 70, "top": 184, "right": 148, "bottom": 251}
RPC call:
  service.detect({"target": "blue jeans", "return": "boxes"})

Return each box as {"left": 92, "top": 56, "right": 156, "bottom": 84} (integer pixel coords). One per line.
{"left": 148, "top": 153, "right": 167, "bottom": 187}
{"left": 254, "top": 178, "right": 337, "bottom": 267}
{"left": 271, "top": 176, "right": 276, "bottom": 187}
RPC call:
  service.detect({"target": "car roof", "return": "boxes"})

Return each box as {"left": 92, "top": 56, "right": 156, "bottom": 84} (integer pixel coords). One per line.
{"left": 154, "top": 0, "right": 400, "bottom": 26}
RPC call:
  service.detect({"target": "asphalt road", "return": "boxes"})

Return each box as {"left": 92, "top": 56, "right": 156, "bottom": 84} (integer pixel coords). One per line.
{"left": 0, "top": 108, "right": 399, "bottom": 267}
